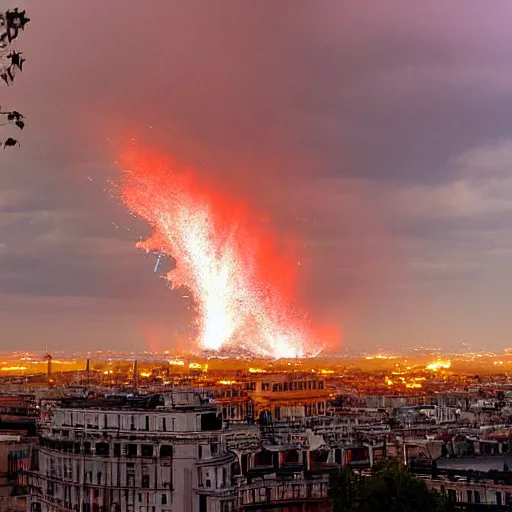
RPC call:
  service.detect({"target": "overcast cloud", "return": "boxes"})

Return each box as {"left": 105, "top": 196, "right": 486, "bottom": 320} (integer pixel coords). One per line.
{"left": 2, "top": 1, "right": 512, "bottom": 353}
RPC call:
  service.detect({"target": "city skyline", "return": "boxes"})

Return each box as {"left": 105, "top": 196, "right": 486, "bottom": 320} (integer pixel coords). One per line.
{"left": 3, "top": 1, "right": 512, "bottom": 352}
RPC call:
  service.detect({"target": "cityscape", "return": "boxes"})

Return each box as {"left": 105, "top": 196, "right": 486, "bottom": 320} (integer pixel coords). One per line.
{"left": 0, "top": 349, "right": 510, "bottom": 510}
{"left": 3, "top": 1, "right": 512, "bottom": 512}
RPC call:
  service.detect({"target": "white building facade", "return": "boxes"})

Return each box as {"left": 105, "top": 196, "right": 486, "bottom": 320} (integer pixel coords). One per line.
{"left": 27, "top": 391, "right": 238, "bottom": 512}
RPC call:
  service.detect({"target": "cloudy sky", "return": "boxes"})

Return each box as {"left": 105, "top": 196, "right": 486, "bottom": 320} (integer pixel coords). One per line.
{"left": 2, "top": 0, "right": 512, "bottom": 354}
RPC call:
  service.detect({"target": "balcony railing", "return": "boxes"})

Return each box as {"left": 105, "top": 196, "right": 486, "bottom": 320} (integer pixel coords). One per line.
{"left": 239, "top": 475, "right": 329, "bottom": 507}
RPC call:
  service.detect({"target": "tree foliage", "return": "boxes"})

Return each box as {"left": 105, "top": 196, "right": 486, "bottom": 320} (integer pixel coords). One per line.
{"left": 329, "top": 459, "right": 454, "bottom": 512}
{"left": 1, "top": 8, "right": 29, "bottom": 148}
{"left": 328, "top": 465, "right": 360, "bottom": 512}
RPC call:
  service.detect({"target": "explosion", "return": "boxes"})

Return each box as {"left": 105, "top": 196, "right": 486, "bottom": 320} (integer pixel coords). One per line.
{"left": 120, "top": 150, "right": 325, "bottom": 359}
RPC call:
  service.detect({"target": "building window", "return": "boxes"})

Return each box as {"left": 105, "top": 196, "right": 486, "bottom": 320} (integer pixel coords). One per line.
{"left": 142, "top": 474, "right": 150, "bottom": 488}
{"left": 97, "top": 472, "right": 102, "bottom": 485}
{"left": 114, "top": 443, "right": 121, "bottom": 457}
{"left": 96, "top": 442, "right": 109, "bottom": 456}
{"left": 200, "top": 412, "right": 222, "bottom": 431}
{"left": 160, "top": 445, "right": 173, "bottom": 458}
{"left": 127, "top": 444, "right": 137, "bottom": 457}
{"left": 141, "top": 444, "right": 153, "bottom": 457}
{"left": 210, "top": 443, "right": 219, "bottom": 455}
{"left": 145, "top": 416, "right": 150, "bottom": 431}
{"left": 283, "top": 449, "right": 300, "bottom": 465}
{"left": 254, "top": 450, "right": 273, "bottom": 467}
{"left": 161, "top": 494, "right": 168, "bottom": 505}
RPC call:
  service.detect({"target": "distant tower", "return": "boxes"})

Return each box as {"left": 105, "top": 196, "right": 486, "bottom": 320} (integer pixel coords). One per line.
{"left": 44, "top": 351, "right": 52, "bottom": 382}
{"left": 85, "top": 358, "right": 91, "bottom": 383}
{"left": 132, "top": 360, "right": 139, "bottom": 389}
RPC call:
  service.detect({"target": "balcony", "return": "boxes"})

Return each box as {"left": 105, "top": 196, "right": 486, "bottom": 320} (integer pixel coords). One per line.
{"left": 239, "top": 474, "right": 329, "bottom": 508}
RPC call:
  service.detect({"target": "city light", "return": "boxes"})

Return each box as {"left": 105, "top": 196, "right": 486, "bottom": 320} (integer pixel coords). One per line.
{"left": 425, "top": 360, "right": 451, "bottom": 371}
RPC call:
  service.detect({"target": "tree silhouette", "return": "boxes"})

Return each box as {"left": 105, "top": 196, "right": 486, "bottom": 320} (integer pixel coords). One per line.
{"left": 329, "top": 459, "right": 454, "bottom": 512}
{"left": 1, "top": 8, "right": 29, "bottom": 148}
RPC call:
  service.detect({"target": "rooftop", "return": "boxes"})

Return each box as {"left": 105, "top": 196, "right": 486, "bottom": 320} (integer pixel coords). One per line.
{"left": 58, "top": 390, "right": 216, "bottom": 411}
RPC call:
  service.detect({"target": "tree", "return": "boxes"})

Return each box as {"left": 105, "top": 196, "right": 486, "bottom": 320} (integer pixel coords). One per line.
{"left": 329, "top": 466, "right": 361, "bottom": 512}
{"left": 1, "top": 8, "right": 29, "bottom": 148}
{"left": 329, "top": 459, "right": 454, "bottom": 512}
